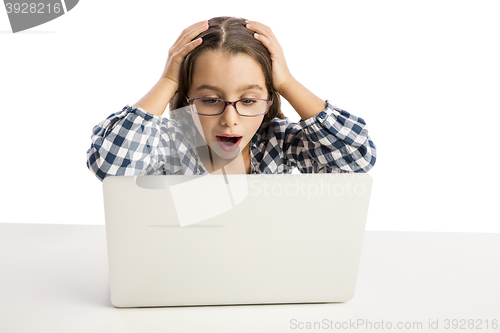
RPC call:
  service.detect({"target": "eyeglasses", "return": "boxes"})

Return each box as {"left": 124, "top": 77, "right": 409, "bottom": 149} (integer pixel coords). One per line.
{"left": 185, "top": 95, "right": 273, "bottom": 117}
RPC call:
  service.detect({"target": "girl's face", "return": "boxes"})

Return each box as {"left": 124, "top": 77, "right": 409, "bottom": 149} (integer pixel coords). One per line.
{"left": 187, "top": 50, "right": 268, "bottom": 161}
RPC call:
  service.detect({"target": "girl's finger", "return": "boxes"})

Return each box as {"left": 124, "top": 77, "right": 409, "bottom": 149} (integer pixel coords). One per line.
{"left": 171, "top": 21, "right": 208, "bottom": 53}
{"left": 175, "top": 37, "right": 203, "bottom": 60}
{"left": 172, "top": 20, "right": 208, "bottom": 46}
{"left": 172, "top": 21, "right": 208, "bottom": 51}
{"left": 252, "top": 30, "right": 283, "bottom": 57}
{"left": 253, "top": 33, "right": 277, "bottom": 54}
{"left": 246, "top": 21, "right": 277, "bottom": 42}
{"left": 163, "top": 37, "right": 203, "bottom": 83}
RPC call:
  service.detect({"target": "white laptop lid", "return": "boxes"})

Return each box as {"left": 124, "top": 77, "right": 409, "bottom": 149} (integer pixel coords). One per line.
{"left": 102, "top": 173, "right": 373, "bottom": 307}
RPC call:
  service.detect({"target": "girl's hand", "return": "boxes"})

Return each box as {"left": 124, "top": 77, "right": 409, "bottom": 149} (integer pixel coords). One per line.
{"left": 245, "top": 20, "right": 295, "bottom": 94}
{"left": 161, "top": 20, "right": 209, "bottom": 91}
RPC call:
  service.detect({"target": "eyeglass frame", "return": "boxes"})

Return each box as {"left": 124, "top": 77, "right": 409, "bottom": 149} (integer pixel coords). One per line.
{"left": 185, "top": 95, "right": 274, "bottom": 117}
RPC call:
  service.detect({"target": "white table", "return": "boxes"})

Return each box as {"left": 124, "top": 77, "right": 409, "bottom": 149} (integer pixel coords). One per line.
{"left": 1, "top": 223, "right": 499, "bottom": 333}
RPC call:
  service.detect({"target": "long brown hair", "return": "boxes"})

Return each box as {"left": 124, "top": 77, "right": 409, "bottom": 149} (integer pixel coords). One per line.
{"left": 169, "top": 16, "right": 286, "bottom": 124}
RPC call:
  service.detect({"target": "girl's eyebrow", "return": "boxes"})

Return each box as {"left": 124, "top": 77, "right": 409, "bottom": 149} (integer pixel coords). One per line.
{"left": 195, "top": 84, "right": 264, "bottom": 92}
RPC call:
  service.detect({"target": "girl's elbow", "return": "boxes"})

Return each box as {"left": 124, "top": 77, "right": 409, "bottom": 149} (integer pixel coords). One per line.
{"left": 356, "top": 141, "right": 377, "bottom": 173}
{"left": 86, "top": 149, "right": 110, "bottom": 182}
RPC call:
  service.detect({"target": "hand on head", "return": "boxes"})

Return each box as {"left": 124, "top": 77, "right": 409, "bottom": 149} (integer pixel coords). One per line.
{"left": 244, "top": 20, "right": 295, "bottom": 95}
{"left": 161, "top": 20, "right": 209, "bottom": 92}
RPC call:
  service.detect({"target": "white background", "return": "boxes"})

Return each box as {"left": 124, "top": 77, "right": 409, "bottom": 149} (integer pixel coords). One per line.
{"left": 0, "top": 0, "right": 499, "bottom": 232}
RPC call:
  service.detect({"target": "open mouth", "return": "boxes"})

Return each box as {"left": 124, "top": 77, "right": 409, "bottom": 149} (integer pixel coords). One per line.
{"left": 216, "top": 136, "right": 242, "bottom": 146}
{"left": 216, "top": 135, "right": 242, "bottom": 152}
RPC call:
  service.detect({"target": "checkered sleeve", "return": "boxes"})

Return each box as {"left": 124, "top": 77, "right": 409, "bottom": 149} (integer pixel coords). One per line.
{"left": 86, "top": 105, "right": 171, "bottom": 181}
{"left": 284, "top": 100, "right": 377, "bottom": 173}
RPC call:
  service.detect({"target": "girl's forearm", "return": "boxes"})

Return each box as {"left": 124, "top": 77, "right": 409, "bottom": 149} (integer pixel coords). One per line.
{"left": 132, "top": 78, "right": 177, "bottom": 117}
{"left": 280, "top": 78, "right": 327, "bottom": 121}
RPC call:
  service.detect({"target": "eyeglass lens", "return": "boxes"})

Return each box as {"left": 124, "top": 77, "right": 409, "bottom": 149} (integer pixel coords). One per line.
{"left": 192, "top": 99, "right": 268, "bottom": 116}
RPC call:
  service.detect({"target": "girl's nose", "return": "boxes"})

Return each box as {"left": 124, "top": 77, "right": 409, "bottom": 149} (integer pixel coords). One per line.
{"left": 220, "top": 104, "right": 239, "bottom": 125}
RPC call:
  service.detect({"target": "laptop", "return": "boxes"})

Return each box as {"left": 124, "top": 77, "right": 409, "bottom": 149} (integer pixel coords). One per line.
{"left": 102, "top": 173, "right": 373, "bottom": 307}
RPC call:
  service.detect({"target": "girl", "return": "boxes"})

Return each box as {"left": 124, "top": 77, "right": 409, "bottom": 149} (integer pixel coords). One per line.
{"left": 87, "top": 16, "right": 376, "bottom": 181}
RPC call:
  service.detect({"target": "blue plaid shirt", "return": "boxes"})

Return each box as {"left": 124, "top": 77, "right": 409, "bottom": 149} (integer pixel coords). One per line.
{"left": 87, "top": 100, "right": 376, "bottom": 181}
